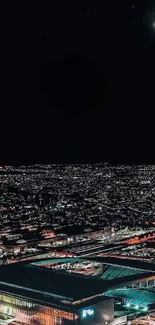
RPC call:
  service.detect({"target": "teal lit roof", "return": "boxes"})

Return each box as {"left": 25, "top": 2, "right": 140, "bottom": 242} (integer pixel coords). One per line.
{"left": 100, "top": 265, "right": 145, "bottom": 280}
{"left": 0, "top": 257, "right": 154, "bottom": 304}
{"left": 31, "top": 258, "right": 83, "bottom": 266}
{"left": 105, "top": 288, "right": 155, "bottom": 308}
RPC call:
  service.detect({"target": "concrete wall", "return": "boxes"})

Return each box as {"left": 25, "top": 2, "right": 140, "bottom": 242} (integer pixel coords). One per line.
{"left": 79, "top": 298, "right": 114, "bottom": 325}
{"left": 109, "top": 316, "right": 127, "bottom": 325}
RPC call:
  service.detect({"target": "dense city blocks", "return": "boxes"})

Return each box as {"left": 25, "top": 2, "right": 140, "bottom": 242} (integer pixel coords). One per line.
{"left": 1, "top": 164, "right": 155, "bottom": 325}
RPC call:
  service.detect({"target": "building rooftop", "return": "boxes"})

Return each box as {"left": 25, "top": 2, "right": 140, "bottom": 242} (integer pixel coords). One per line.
{"left": 89, "top": 256, "right": 155, "bottom": 272}
{"left": 0, "top": 262, "right": 108, "bottom": 302}
{"left": 0, "top": 258, "right": 154, "bottom": 304}
{"left": 105, "top": 287, "right": 155, "bottom": 310}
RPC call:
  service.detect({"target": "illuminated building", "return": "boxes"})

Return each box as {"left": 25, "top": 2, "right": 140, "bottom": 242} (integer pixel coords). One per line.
{"left": 1, "top": 257, "right": 155, "bottom": 325}
{"left": 0, "top": 260, "right": 114, "bottom": 325}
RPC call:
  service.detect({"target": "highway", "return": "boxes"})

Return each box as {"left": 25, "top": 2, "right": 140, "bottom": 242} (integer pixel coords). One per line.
{"left": 122, "top": 234, "right": 155, "bottom": 246}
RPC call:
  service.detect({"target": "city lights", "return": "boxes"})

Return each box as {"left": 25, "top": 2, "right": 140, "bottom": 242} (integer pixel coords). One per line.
{"left": 0, "top": 164, "right": 155, "bottom": 325}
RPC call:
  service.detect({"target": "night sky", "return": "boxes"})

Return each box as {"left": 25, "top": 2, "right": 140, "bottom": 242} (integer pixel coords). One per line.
{"left": 1, "top": 1, "right": 155, "bottom": 164}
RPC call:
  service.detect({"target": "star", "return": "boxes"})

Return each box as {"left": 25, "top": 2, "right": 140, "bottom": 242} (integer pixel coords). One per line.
{"left": 86, "top": 12, "right": 90, "bottom": 16}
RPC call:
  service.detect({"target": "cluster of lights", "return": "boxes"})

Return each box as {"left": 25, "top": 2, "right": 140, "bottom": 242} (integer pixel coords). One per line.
{"left": 125, "top": 302, "right": 148, "bottom": 312}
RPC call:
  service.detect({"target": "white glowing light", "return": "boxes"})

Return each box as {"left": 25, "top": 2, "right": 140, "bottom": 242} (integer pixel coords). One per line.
{"left": 82, "top": 308, "right": 94, "bottom": 318}
{"left": 143, "top": 306, "right": 148, "bottom": 312}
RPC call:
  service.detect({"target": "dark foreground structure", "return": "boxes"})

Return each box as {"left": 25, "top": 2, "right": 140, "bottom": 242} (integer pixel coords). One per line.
{"left": 0, "top": 259, "right": 114, "bottom": 325}
{"left": 1, "top": 257, "right": 155, "bottom": 325}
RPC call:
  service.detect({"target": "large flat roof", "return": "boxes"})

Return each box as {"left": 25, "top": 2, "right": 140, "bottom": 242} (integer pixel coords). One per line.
{"left": 0, "top": 258, "right": 154, "bottom": 303}
{"left": 88, "top": 256, "right": 155, "bottom": 272}
{"left": 0, "top": 262, "right": 108, "bottom": 301}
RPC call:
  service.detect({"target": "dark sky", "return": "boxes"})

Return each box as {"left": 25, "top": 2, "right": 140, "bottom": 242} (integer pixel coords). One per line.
{"left": 1, "top": 0, "right": 155, "bottom": 164}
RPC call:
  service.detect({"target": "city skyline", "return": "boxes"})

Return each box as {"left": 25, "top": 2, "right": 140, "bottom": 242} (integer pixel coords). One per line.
{"left": 1, "top": 1, "right": 155, "bottom": 324}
